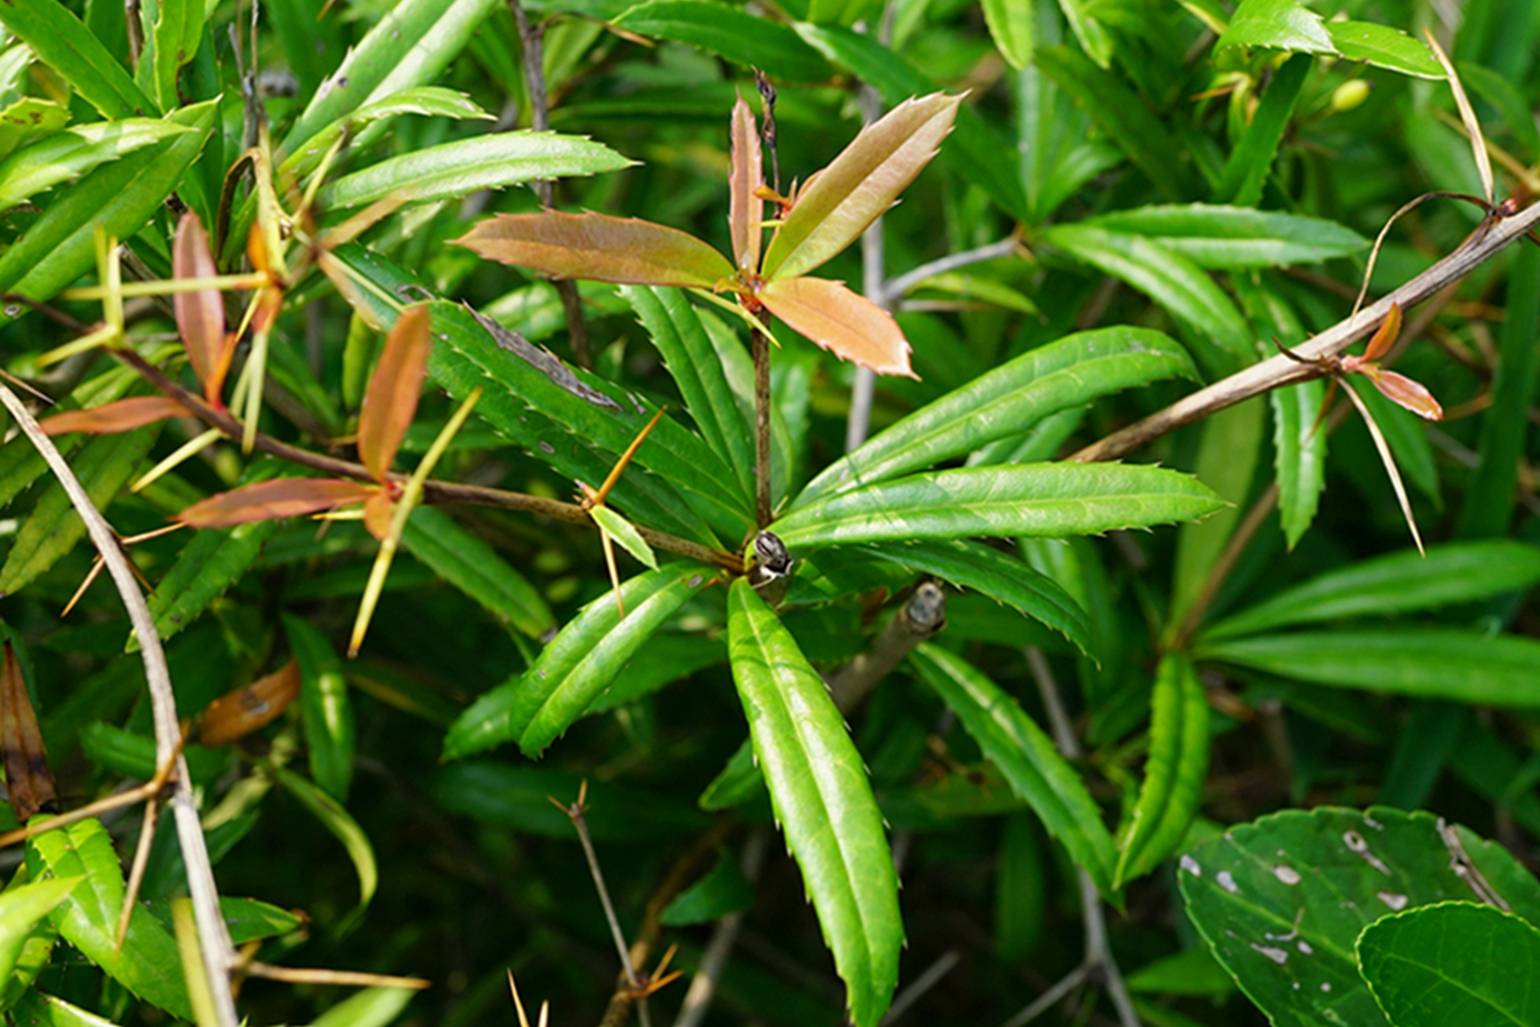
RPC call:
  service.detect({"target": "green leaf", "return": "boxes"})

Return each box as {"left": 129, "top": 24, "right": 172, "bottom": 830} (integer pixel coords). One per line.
{"left": 281, "top": 0, "right": 501, "bottom": 153}
{"left": 1126, "top": 946, "right": 1234, "bottom": 997}
{"left": 434, "top": 761, "right": 708, "bottom": 840}
{"left": 775, "top": 463, "right": 1226, "bottom": 551}
{"left": 1270, "top": 380, "right": 1327, "bottom": 548}
{"left": 0, "top": 119, "right": 191, "bottom": 210}
{"left": 443, "top": 566, "right": 712, "bottom": 760}
{"left": 279, "top": 86, "right": 491, "bottom": 181}
{"left": 1114, "top": 653, "right": 1209, "bottom": 886}
{"left": 400, "top": 507, "right": 554, "bottom": 639}
{"left": 0, "top": 0, "right": 153, "bottom": 118}
{"left": 1178, "top": 806, "right": 1540, "bottom": 1027}
{"left": 727, "top": 578, "right": 901, "bottom": 1027}
{"left": 309, "top": 987, "right": 417, "bottom": 1027}
{"left": 590, "top": 505, "right": 659, "bottom": 570}
{"left": 1055, "top": 0, "right": 1113, "bottom": 67}
{"left": 795, "top": 24, "right": 1029, "bottom": 221}
{"left": 133, "top": 521, "right": 277, "bottom": 651}
{"left": 0, "top": 98, "right": 71, "bottom": 155}
{"left": 1358, "top": 902, "right": 1540, "bottom": 1026}
{"left": 584, "top": 632, "right": 724, "bottom": 715}
{"left": 0, "top": 100, "right": 216, "bottom": 319}
{"left": 0, "top": 875, "right": 82, "bottom": 984}
{"left": 319, "top": 130, "right": 632, "bottom": 209}
{"left": 1033, "top": 46, "right": 1184, "bottom": 201}
{"left": 1194, "top": 629, "right": 1540, "bottom": 707}
{"left": 1215, "top": 0, "right": 1334, "bottom": 54}
{"left": 1203, "top": 541, "right": 1540, "bottom": 641}
{"left": 622, "top": 286, "right": 756, "bottom": 501}
{"left": 659, "top": 850, "right": 755, "bottom": 925}
{"left": 25, "top": 820, "right": 191, "bottom": 1018}
{"left": 698, "top": 739, "right": 762, "bottom": 810}
{"left": 0, "top": 426, "right": 159, "bottom": 595}
{"left": 860, "top": 540, "right": 1091, "bottom": 655}
{"left": 285, "top": 615, "right": 356, "bottom": 801}
{"left": 1217, "top": 52, "right": 1311, "bottom": 207}
{"left": 1080, "top": 205, "right": 1367, "bottom": 269}
{"left": 994, "top": 815, "right": 1045, "bottom": 962}
{"left": 799, "top": 327, "right": 1195, "bottom": 503}
{"left": 909, "top": 644, "right": 1116, "bottom": 891}
{"left": 211, "top": 896, "right": 305, "bottom": 945}
{"left": 613, "top": 2, "right": 831, "bottom": 80}
{"left": 1038, "top": 224, "right": 1252, "bottom": 377}
{"left": 982, "top": 0, "right": 1033, "bottom": 69}
{"left": 270, "top": 766, "right": 378, "bottom": 912}
{"left": 9, "top": 991, "right": 125, "bottom": 1026}
{"left": 140, "top": 0, "right": 206, "bottom": 110}
{"left": 1327, "top": 21, "right": 1441, "bottom": 79}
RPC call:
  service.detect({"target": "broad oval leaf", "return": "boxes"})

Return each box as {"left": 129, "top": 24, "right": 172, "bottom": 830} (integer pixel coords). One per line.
{"left": 1080, "top": 205, "right": 1367, "bottom": 269}
{"left": 909, "top": 644, "right": 1116, "bottom": 891}
{"left": 1215, "top": 0, "right": 1335, "bottom": 54}
{"left": 773, "top": 463, "right": 1225, "bottom": 551}
{"left": 1326, "top": 21, "right": 1441, "bottom": 80}
{"left": 442, "top": 566, "right": 712, "bottom": 760}
{"left": 177, "top": 478, "right": 376, "bottom": 529}
{"left": 860, "top": 540, "right": 1091, "bottom": 655}
{"left": 1178, "top": 806, "right": 1540, "bottom": 1027}
{"left": 757, "top": 276, "right": 914, "bottom": 377}
{"left": 172, "top": 211, "right": 229, "bottom": 403}
{"left": 798, "top": 326, "right": 1196, "bottom": 503}
{"left": 727, "top": 578, "right": 901, "bottom": 1027}
{"left": 0, "top": 119, "right": 189, "bottom": 210}
{"left": 612, "top": 1, "right": 832, "bottom": 81}
{"left": 1203, "top": 541, "right": 1540, "bottom": 641}
{"left": 729, "top": 95, "right": 763, "bottom": 273}
{"left": 760, "top": 92, "right": 961, "bottom": 281}
{"left": 1194, "top": 629, "right": 1540, "bottom": 707}
{"left": 455, "top": 210, "right": 734, "bottom": 288}
{"left": 26, "top": 819, "right": 191, "bottom": 1018}
{"left": 1114, "top": 653, "right": 1209, "bottom": 887}
{"left": 358, "top": 305, "right": 431, "bottom": 481}
{"left": 319, "top": 130, "right": 632, "bottom": 209}
{"left": 39, "top": 396, "right": 186, "bottom": 436}
{"left": 1357, "top": 902, "right": 1540, "bottom": 1027}
{"left": 1217, "top": 52, "right": 1311, "bottom": 207}
{"left": 400, "top": 507, "right": 554, "bottom": 639}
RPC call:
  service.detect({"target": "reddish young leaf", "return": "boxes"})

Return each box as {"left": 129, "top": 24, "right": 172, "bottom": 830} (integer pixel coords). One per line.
{"left": 199, "top": 660, "right": 302, "bottom": 746}
{"left": 358, "top": 305, "right": 431, "bottom": 481}
{"left": 760, "top": 93, "right": 962, "bottom": 282}
{"left": 177, "top": 478, "right": 375, "bottom": 528}
{"left": 172, "top": 212, "right": 228, "bottom": 404}
{"left": 40, "top": 396, "right": 186, "bottom": 436}
{"left": 1362, "top": 302, "right": 1402, "bottom": 362}
{"left": 454, "top": 211, "right": 735, "bottom": 288}
{"left": 1363, "top": 366, "right": 1445, "bottom": 421}
{"left": 363, "top": 489, "right": 395, "bottom": 541}
{"left": 1, "top": 642, "right": 55, "bottom": 821}
{"left": 757, "top": 276, "right": 916, "bottom": 378}
{"left": 729, "top": 95, "right": 764, "bottom": 274}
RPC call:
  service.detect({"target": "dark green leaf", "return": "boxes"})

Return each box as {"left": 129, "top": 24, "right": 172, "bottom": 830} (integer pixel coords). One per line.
{"left": 271, "top": 766, "right": 377, "bottom": 911}
{"left": 401, "top": 507, "right": 554, "bottom": 639}
{"left": 1081, "top": 205, "right": 1366, "bottom": 269}
{"left": 659, "top": 851, "right": 754, "bottom": 925}
{"left": 1217, "top": 53, "right": 1311, "bottom": 207}
{"left": 134, "top": 521, "right": 277, "bottom": 651}
{"left": 285, "top": 616, "right": 356, "bottom": 801}
{"left": 614, "top": 2, "right": 831, "bottom": 80}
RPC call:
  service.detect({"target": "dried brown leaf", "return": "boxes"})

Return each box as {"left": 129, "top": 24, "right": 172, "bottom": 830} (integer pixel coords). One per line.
{"left": 454, "top": 211, "right": 735, "bottom": 288}
{"left": 199, "top": 660, "right": 302, "bottom": 746}
{"left": 1, "top": 642, "right": 55, "bottom": 821}
{"left": 172, "top": 212, "right": 229, "bottom": 404}
{"left": 40, "top": 396, "right": 186, "bottom": 436}
{"left": 177, "top": 478, "right": 375, "bottom": 528}
{"left": 358, "top": 305, "right": 431, "bottom": 481}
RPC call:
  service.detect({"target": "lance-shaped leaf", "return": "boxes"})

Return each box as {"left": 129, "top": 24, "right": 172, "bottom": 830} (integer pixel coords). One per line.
{"left": 442, "top": 566, "right": 712, "bottom": 760}
{"left": 358, "top": 305, "right": 431, "bottom": 481}
{"left": 757, "top": 276, "right": 914, "bottom": 377}
{"left": 773, "top": 463, "right": 1225, "bottom": 551}
{"left": 760, "top": 92, "right": 961, "bottom": 282}
{"left": 39, "top": 396, "right": 187, "bottom": 436}
{"left": 1358, "top": 902, "right": 1540, "bottom": 1027}
{"left": 1356, "top": 366, "right": 1444, "bottom": 421}
{"left": 1114, "top": 653, "right": 1209, "bottom": 887}
{"left": 199, "top": 661, "right": 302, "bottom": 746}
{"left": 178, "top": 478, "right": 376, "bottom": 529}
{"left": 1, "top": 642, "right": 55, "bottom": 821}
{"left": 0, "top": 0, "right": 154, "bottom": 118}
{"left": 909, "top": 644, "right": 1116, "bottom": 891}
{"left": 285, "top": 616, "right": 356, "bottom": 801}
{"left": 727, "top": 578, "right": 901, "bottom": 1027}
{"left": 0, "top": 876, "right": 82, "bottom": 985}
{"left": 455, "top": 211, "right": 735, "bottom": 288}
{"left": 0, "top": 119, "right": 191, "bottom": 210}
{"left": 172, "top": 211, "right": 230, "bottom": 405}
{"left": 798, "top": 326, "right": 1196, "bottom": 503}
{"left": 134, "top": 521, "right": 278, "bottom": 651}
{"left": 729, "top": 95, "right": 763, "bottom": 273}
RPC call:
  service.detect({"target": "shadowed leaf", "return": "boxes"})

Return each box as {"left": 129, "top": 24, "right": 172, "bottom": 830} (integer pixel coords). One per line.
{"left": 455, "top": 211, "right": 734, "bottom": 288}
{"left": 172, "top": 211, "right": 231, "bottom": 405}
{"left": 358, "top": 305, "right": 431, "bottom": 481}
{"left": 178, "top": 478, "right": 375, "bottom": 529}
{"left": 40, "top": 396, "right": 186, "bottom": 436}
{"left": 758, "top": 276, "right": 914, "bottom": 377}
{"left": 1, "top": 642, "right": 54, "bottom": 821}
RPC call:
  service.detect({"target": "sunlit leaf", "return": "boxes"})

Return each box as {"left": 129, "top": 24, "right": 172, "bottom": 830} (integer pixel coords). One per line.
{"left": 39, "top": 396, "right": 187, "bottom": 436}
{"left": 982, "top": 0, "right": 1033, "bottom": 70}
{"left": 0, "top": 119, "right": 190, "bottom": 210}
{"left": 757, "top": 276, "right": 914, "bottom": 377}
{"left": 172, "top": 211, "right": 231, "bottom": 405}
{"left": 1215, "top": 0, "right": 1334, "bottom": 54}
{"left": 358, "top": 305, "right": 431, "bottom": 481}
{"left": 455, "top": 210, "right": 735, "bottom": 288}
{"left": 589, "top": 504, "right": 659, "bottom": 570}
{"left": 177, "top": 478, "right": 376, "bottom": 529}
{"left": 198, "top": 661, "right": 302, "bottom": 746}
{"left": 729, "top": 95, "right": 763, "bottom": 274}
{"left": 760, "top": 92, "right": 961, "bottom": 281}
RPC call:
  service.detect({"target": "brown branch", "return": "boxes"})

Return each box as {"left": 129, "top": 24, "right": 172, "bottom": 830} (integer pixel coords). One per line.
{"left": 112, "top": 350, "right": 743, "bottom": 573}
{"left": 751, "top": 329, "right": 772, "bottom": 527}
{"left": 828, "top": 581, "right": 947, "bottom": 712}
{"left": 1071, "top": 199, "right": 1540, "bottom": 463}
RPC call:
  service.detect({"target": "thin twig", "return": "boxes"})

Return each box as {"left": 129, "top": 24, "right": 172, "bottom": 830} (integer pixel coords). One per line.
{"left": 0, "top": 383, "right": 240, "bottom": 1027}
{"left": 1072, "top": 199, "right": 1540, "bottom": 463}
{"left": 846, "top": 12, "right": 895, "bottom": 453}
{"left": 113, "top": 349, "right": 743, "bottom": 572}
{"left": 880, "top": 950, "right": 960, "bottom": 1025}
{"left": 241, "top": 962, "right": 431, "bottom": 989}
{"left": 509, "top": 0, "right": 591, "bottom": 368}
{"left": 995, "top": 963, "right": 1090, "bottom": 1027}
{"left": 880, "top": 237, "right": 1022, "bottom": 305}
{"left": 671, "top": 831, "right": 768, "bottom": 1027}
{"left": 828, "top": 582, "right": 946, "bottom": 712}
